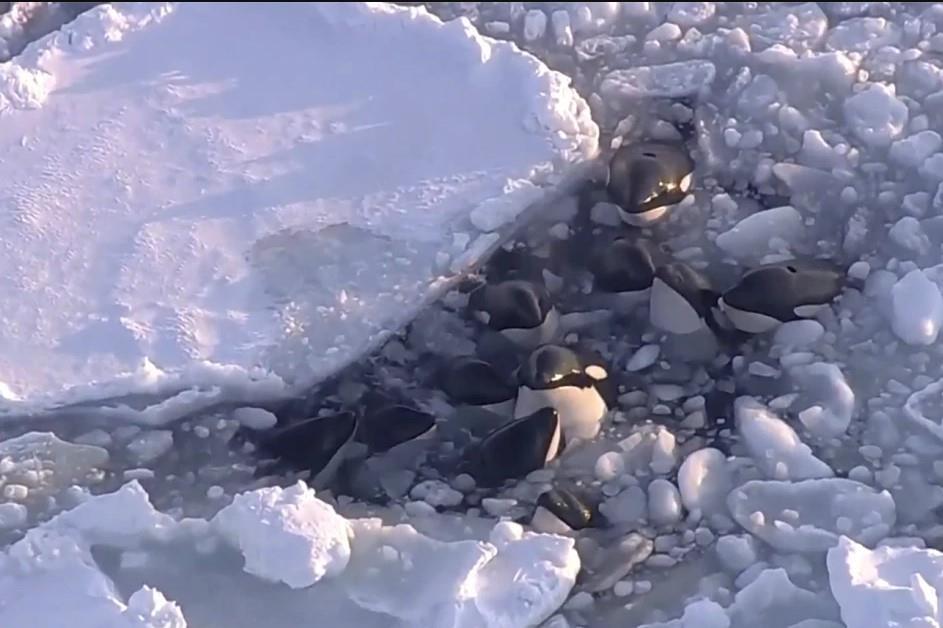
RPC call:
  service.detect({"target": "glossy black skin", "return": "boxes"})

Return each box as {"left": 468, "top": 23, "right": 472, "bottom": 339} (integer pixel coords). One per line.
{"left": 607, "top": 141, "right": 694, "bottom": 216}
{"left": 468, "top": 280, "right": 552, "bottom": 331}
{"left": 537, "top": 487, "right": 599, "bottom": 530}
{"left": 590, "top": 237, "right": 658, "bottom": 294}
{"left": 360, "top": 405, "right": 435, "bottom": 453}
{"left": 440, "top": 357, "right": 516, "bottom": 405}
{"left": 518, "top": 344, "right": 596, "bottom": 391}
{"left": 258, "top": 411, "right": 357, "bottom": 477}
{"left": 655, "top": 261, "right": 720, "bottom": 321}
{"left": 474, "top": 407, "right": 562, "bottom": 488}
{"left": 722, "top": 259, "right": 845, "bottom": 322}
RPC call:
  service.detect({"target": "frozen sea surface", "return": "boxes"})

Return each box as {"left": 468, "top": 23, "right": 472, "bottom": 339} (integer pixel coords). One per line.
{"left": 9, "top": 1, "right": 943, "bottom": 628}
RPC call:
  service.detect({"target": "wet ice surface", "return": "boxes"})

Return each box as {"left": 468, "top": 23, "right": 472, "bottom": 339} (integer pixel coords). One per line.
{"left": 9, "top": 1, "right": 943, "bottom": 627}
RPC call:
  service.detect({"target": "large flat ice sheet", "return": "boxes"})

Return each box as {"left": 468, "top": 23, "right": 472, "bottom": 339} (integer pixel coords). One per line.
{"left": 0, "top": 2, "right": 597, "bottom": 419}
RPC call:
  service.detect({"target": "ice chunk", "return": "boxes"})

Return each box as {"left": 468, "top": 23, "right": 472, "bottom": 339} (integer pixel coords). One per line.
{"left": 735, "top": 397, "right": 833, "bottom": 481}
{"left": 728, "top": 479, "right": 896, "bottom": 553}
{"left": 122, "top": 586, "right": 187, "bottom": 628}
{"left": 595, "top": 451, "right": 626, "bottom": 482}
{"left": 827, "top": 536, "right": 943, "bottom": 628}
{"left": 0, "top": 530, "right": 139, "bottom": 627}
{"left": 233, "top": 407, "right": 278, "bottom": 430}
{"left": 474, "top": 522, "right": 580, "bottom": 628}
{"left": 640, "top": 598, "right": 731, "bottom": 628}
{"left": 582, "top": 532, "right": 653, "bottom": 593}
{"left": 843, "top": 83, "right": 908, "bottom": 148}
{"left": 524, "top": 9, "right": 547, "bottom": 42}
{"left": 626, "top": 344, "right": 661, "bottom": 372}
{"left": 773, "top": 320, "right": 825, "bottom": 349}
{"left": 551, "top": 10, "right": 573, "bottom": 48}
{"left": 889, "top": 216, "right": 930, "bottom": 255}
{"left": 728, "top": 568, "right": 837, "bottom": 628}
{"left": 600, "top": 60, "right": 716, "bottom": 101}
{"left": 736, "top": 3, "right": 827, "bottom": 52}
{"left": 715, "top": 206, "right": 803, "bottom": 259}
{"left": 648, "top": 478, "right": 682, "bottom": 526}
{"left": 344, "top": 518, "right": 578, "bottom": 627}
{"left": 890, "top": 269, "right": 943, "bottom": 345}
{"left": 790, "top": 363, "right": 854, "bottom": 439}
{"left": 126, "top": 430, "right": 174, "bottom": 464}
{"left": 716, "top": 534, "right": 757, "bottom": 574}
{"left": 410, "top": 480, "right": 464, "bottom": 508}
{"left": 667, "top": 3, "right": 716, "bottom": 28}
{"left": 889, "top": 131, "right": 942, "bottom": 168}
{"left": 0, "top": 431, "right": 108, "bottom": 499}
{"left": 344, "top": 517, "right": 495, "bottom": 624}
{"left": 600, "top": 486, "right": 647, "bottom": 525}
{"left": 677, "top": 448, "right": 733, "bottom": 516}
{"left": 212, "top": 481, "right": 352, "bottom": 588}
{"left": 0, "top": 503, "right": 27, "bottom": 529}
{"left": 825, "top": 17, "right": 900, "bottom": 53}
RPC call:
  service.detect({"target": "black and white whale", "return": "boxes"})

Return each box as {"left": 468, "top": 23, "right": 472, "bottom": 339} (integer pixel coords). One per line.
{"left": 257, "top": 411, "right": 358, "bottom": 488}
{"left": 719, "top": 259, "right": 845, "bottom": 333}
{"left": 473, "top": 407, "right": 563, "bottom": 488}
{"left": 607, "top": 141, "right": 695, "bottom": 226}
{"left": 440, "top": 356, "right": 517, "bottom": 417}
{"left": 531, "top": 486, "right": 599, "bottom": 534}
{"left": 649, "top": 262, "right": 719, "bottom": 335}
{"left": 467, "top": 279, "right": 559, "bottom": 348}
{"left": 514, "top": 344, "right": 608, "bottom": 441}
{"left": 359, "top": 405, "right": 436, "bottom": 453}
{"left": 590, "top": 237, "right": 658, "bottom": 311}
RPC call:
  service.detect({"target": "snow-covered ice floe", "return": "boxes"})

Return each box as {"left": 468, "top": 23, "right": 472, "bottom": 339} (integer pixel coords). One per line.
{"left": 0, "top": 1, "right": 597, "bottom": 420}
{"left": 0, "top": 480, "right": 580, "bottom": 628}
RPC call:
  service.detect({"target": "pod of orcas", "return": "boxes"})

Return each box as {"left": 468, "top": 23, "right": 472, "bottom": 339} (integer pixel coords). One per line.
{"left": 245, "top": 137, "right": 852, "bottom": 533}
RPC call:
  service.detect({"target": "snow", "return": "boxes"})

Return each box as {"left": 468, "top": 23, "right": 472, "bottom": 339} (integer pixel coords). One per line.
{"left": 0, "top": 1, "right": 597, "bottom": 418}
{"left": 2, "top": 479, "right": 580, "bottom": 628}
{"left": 728, "top": 479, "right": 896, "bottom": 553}
{"left": 827, "top": 536, "right": 943, "bottom": 628}
{"left": 735, "top": 397, "right": 833, "bottom": 481}
{"left": 212, "top": 481, "right": 352, "bottom": 589}
{"left": 890, "top": 269, "right": 943, "bottom": 345}
{"left": 715, "top": 206, "right": 803, "bottom": 259}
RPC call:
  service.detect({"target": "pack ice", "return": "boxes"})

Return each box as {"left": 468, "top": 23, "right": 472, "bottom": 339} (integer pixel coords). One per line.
{"left": 0, "top": 480, "right": 580, "bottom": 628}
{"left": 0, "top": 1, "right": 597, "bottom": 419}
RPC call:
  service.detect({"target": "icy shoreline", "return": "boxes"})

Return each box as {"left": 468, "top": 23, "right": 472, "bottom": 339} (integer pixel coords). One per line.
{"left": 0, "top": 1, "right": 597, "bottom": 421}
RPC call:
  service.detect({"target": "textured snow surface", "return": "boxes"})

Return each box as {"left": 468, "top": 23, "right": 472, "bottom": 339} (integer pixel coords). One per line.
{"left": 212, "top": 481, "right": 352, "bottom": 589}
{"left": 828, "top": 536, "right": 943, "bottom": 628}
{"left": 0, "top": 1, "right": 597, "bottom": 418}
{"left": 0, "top": 480, "right": 580, "bottom": 628}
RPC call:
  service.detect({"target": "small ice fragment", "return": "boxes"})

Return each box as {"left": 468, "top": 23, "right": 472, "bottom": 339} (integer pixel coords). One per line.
{"left": 716, "top": 534, "right": 758, "bottom": 573}
{"left": 843, "top": 83, "right": 908, "bottom": 148}
{"left": 233, "top": 407, "right": 278, "bottom": 430}
{"left": 889, "top": 130, "right": 942, "bottom": 168}
{"left": 524, "top": 9, "right": 548, "bottom": 41}
{"left": 0, "top": 502, "right": 27, "bottom": 528}
{"left": 716, "top": 206, "right": 803, "bottom": 259}
{"left": 551, "top": 10, "right": 573, "bottom": 47}
{"left": 596, "top": 451, "right": 626, "bottom": 482}
{"left": 890, "top": 269, "right": 943, "bottom": 345}
{"left": 126, "top": 430, "right": 174, "bottom": 464}
{"left": 626, "top": 345, "right": 660, "bottom": 371}
{"left": 410, "top": 480, "right": 463, "bottom": 508}
{"left": 648, "top": 478, "right": 682, "bottom": 526}
{"left": 482, "top": 498, "right": 517, "bottom": 517}
{"left": 847, "top": 261, "right": 870, "bottom": 281}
